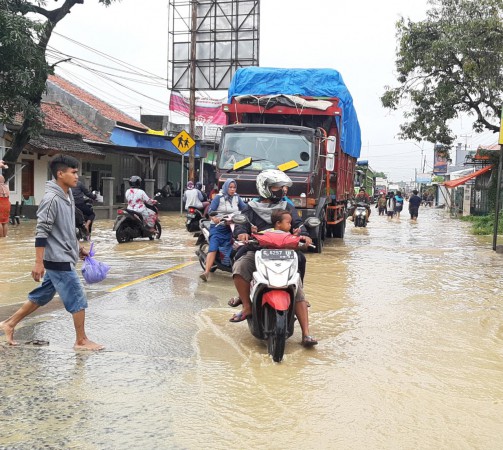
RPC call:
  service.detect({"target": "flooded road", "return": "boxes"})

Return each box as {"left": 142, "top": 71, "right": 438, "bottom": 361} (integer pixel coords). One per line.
{"left": 1, "top": 208, "right": 502, "bottom": 449}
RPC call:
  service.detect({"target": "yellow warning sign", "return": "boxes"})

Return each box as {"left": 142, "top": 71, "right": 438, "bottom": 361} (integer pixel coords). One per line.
{"left": 171, "top": 130, "right": 195, "bottom": 154}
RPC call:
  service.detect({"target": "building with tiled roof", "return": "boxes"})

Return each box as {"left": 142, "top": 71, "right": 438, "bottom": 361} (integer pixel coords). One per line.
{"left": 41, "top": 102, "right": 106, "bottom": 143}
{"left": 2, "top": 74, "right": 204, "bottom": 212}
{"left": 46, "top": 75, "right": 148, "bottom": 134}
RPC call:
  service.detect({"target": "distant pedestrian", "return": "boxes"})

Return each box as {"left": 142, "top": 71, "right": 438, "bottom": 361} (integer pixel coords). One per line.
{"left": 376, "top": 193, "right": 387, "bottom": 215}
{"left": 0, "top": 174, "right": 10, "bottom": 237}
{"left": 0, "top": 154, "right": 104, "bottom": 351}
{"left": 408, "top": 189, "right": 422, "bottom": 222}
{"left": 386, "top": 192, "right": 396, "bottom": 221}
{"left": 394, "top": 191, "right": 404, "bottom": 220}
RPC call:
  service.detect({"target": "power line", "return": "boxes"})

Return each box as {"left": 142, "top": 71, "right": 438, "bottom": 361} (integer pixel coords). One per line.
{"left": 52, "top": 31, "right": 166, "bottom": 81}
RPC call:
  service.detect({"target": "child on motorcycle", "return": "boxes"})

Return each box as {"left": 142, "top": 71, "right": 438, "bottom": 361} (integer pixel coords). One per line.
{"left": 229, "top": 170, "right": 318, "bottom": 347}
{"left": 125, "top": 176, "right": 158, "bottom": 232}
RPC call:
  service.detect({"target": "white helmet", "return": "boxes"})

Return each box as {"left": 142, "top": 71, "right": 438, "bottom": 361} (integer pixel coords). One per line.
{"left": 256, "top": 169, "right": 292, "bottom": 199}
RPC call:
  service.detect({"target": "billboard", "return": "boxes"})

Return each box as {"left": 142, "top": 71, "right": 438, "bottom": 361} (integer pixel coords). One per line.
{"left": 433, "top": 144, "right": 449, "bottom": 174}
{"left": 168, "top": 0, "right": 260, "bottom": 91}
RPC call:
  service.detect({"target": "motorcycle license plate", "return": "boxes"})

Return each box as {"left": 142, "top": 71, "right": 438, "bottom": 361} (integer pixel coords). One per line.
{"left": 186, "top": 214, "right": 196, "bottom": 218}
{"left": 262, "top": 249, "right": 295, "bottom": 260}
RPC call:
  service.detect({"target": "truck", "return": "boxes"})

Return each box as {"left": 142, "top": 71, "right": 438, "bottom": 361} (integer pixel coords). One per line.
{"left": 215, "top": 67, "right": 361, "bottom": 253}
{"left": 355, "top": 160, "right": 375, "bottom": 199}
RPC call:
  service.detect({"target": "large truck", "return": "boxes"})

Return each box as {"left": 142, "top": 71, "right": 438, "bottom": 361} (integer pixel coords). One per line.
{"left": 215, "top": 67, "right": 361, "bottom": 252}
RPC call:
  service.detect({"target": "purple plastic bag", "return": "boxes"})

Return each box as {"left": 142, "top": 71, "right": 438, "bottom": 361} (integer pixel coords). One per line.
{"left": 81, "top": 242, "right": 110, "bottom": 284}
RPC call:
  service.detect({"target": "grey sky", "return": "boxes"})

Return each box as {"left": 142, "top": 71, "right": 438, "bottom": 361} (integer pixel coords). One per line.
{"left": 48, "top": 0, "right": 497, "bottom": 182}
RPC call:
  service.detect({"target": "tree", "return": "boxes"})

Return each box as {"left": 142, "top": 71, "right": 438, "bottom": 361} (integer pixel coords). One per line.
{"left": 374, "top": 171, "right": 387, "bottom": 179}
{"left": 381, "top": 0, "right": 503, "bottom": 151}
{"left": 0, "top": 0, "right": 116, "bottom": 181}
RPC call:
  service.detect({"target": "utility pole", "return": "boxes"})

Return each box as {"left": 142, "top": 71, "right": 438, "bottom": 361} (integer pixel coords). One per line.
{"left": 460, "top": 134, "right": 471, "bottom": 152}
{"left": 188, "top": 0, "right": 197, "bottom": 182}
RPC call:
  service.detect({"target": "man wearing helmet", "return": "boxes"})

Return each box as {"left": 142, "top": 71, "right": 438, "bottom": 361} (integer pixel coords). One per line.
{"left": 125, "top": 176, "right": 158, "bottom": 231}
{"left": 229, "top": 169, "right": 318, "bottom": 347}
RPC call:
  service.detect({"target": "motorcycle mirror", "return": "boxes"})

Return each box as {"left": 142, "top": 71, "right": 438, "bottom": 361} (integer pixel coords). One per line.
{"left": 304, "top": 217, "right": 321, "bottom": 228}
{"left": 232, "top": 214, "right": 248, "bottom": 225}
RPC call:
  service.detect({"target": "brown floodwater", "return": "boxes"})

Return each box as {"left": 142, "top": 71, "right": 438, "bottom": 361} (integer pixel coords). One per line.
{"left": 0, "top": 207, "right": 502, "bottom": 449}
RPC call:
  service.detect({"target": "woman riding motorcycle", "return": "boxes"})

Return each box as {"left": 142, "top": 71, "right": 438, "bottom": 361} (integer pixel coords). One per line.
{"left": 125, "top": 176, "right": 158, "bottom": 231}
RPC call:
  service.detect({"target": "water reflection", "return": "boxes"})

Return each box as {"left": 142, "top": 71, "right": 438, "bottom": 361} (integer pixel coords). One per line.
{"left": 1, "top": 208, "right": 503, "bottom": 448}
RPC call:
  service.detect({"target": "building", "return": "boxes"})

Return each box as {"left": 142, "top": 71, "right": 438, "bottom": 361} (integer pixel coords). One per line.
{"left": 1, "top": 75, "right": 211, "bottom": 216}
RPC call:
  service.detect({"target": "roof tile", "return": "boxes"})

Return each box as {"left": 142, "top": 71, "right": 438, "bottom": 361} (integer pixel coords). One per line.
{"left": 48, "top": 74, "right": 148, "bottom": 131}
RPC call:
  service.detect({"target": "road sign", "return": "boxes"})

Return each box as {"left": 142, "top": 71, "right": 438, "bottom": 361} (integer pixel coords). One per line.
{"left": 171, "top": 130, "right": 195, "bottom": 154}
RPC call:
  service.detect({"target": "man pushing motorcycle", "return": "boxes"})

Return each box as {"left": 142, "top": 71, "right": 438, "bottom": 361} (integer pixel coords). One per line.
{"left": 229, "top": 169, "right": 318, "bottom": 347}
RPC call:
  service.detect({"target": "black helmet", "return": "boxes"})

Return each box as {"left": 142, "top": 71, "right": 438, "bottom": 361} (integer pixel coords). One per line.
{"left": 129, "top": 176, "right": 142, "bottom": 188}
{"left": 195, "top": 182, "right": 203, "bottom": 190}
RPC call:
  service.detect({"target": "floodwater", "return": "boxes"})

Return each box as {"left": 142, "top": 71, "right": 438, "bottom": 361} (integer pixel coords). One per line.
{"left": 1, "top": 207, "right": 503, "bottom": 449}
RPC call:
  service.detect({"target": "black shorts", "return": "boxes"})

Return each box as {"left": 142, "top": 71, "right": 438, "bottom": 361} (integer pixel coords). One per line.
{"left": 76, "top": 203, "right": 95, "bottom": 222}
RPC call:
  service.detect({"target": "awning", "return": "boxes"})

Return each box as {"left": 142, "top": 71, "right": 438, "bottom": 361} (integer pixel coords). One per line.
{"left": 443, "top": 164, "right": 493, "bottom": 188}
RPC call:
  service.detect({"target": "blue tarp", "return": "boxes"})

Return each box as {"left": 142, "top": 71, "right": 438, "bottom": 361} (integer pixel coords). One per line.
{"left": 228, "top": 67, "right": 361, "bottom": 158}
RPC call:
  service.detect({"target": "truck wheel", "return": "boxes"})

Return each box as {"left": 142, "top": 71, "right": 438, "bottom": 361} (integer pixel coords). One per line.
{"left": 333, "top": 219, "right": 346, "bottom": 238}
{"left": 313, "top": 223, "right": 324, "bottom": 253}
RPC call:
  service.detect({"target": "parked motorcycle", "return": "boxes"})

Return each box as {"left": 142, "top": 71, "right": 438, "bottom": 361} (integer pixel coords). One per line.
{"left": 354, "top": 202, "right": 368, "bottom": 227}
{"left": 232, "top": 214, "right": 320, "bottom": 362}
{"left": 195, "top": 214, "right": 235, "bottom": 274}
{"left": 113, "top": 203, "right": 161, "bottom": 243}
{"left": 186, "top": 206, "right": 204, "bottom": 233}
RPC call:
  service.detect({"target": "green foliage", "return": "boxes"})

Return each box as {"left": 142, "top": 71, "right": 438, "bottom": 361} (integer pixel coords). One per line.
{"left": 0, "top": 0, "right": 49, "bottom": 131}
{"left": 0, "top": 0, "right": 117, "bottom": 180}
{"left": 374, "top": 171, "right": 387, "bottom": 179}
{"left": 382, "top": 0, "right": 503, "bottom": 147}
{"left": 460, "top": 212, "right": 503, "bottom": 235}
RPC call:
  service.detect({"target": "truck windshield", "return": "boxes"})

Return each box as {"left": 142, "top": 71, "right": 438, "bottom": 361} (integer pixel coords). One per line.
{"left": 218, "top": 131, "right": 312, "bottom": 172}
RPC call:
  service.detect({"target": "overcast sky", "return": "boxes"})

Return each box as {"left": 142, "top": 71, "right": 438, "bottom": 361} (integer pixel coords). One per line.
{"left": 47, "top": 0, "right": 498, "bottom": 182}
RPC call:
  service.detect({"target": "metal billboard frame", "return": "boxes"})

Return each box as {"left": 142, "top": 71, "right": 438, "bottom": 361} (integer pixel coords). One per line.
{"left": 168, "top": 0, "right": 260, "bottom": 91}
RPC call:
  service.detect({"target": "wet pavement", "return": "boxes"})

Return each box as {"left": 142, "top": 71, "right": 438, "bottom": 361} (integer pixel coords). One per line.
{"left": 1, "top": 208, "right": 502, "bottom": 449}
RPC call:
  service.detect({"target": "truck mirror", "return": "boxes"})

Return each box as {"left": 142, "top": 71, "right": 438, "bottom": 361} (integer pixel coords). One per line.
{"left": 325, "top": 154, "right": 335, "bottom": 172}
{"left": 326, "top": 137, "right": 336, "bottom": 154}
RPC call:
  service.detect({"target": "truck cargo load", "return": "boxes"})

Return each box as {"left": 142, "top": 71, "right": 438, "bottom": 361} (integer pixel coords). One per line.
{"left": 228, "top": 67, "right": 361, "bottom": 159}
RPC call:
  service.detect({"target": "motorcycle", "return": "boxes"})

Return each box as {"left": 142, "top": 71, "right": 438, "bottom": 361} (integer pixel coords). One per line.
{"left": 186, "top": 206, "right": 204, "bottom": 233}
{"left": 75, "top": 207, "right": 89, "bottom": 241}
{"left": 232, "top": 214, "right": 320, "bottom": 363}
{"left": 354, "top": 202, "right": 368, "bottom": 227}
{"left": 195, "top": 214, "right": 235, "bottom": 274}
{"left": 113, "top": 202, "right": 161, "bottom": 243}
{"left": 75, "top": 196, "right": 97, "bottom": 241}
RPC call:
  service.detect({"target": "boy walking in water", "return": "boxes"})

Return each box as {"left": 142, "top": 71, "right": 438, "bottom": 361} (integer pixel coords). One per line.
{"left": 0, "top": 155, "right": 104, "bottom": 351}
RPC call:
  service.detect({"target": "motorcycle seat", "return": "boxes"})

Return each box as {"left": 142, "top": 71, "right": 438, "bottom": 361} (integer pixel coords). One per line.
{"left": 126, "top": 209, "right": 144, "bottom": 222}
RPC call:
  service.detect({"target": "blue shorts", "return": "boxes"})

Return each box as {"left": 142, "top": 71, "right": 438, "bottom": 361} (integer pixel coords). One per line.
{"left": 28, "top": 269, "right": 88, "bottom": 314}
